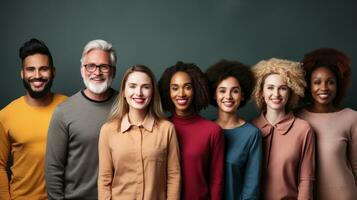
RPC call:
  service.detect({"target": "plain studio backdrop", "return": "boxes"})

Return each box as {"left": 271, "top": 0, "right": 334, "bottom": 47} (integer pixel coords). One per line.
{"left": 1, "top": 0, "right": 356, "bottom": 120}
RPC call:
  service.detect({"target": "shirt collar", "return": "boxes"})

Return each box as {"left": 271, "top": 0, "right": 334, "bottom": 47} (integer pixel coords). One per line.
{"left": 120, "top": 114, "right": 155, "bottom": 133}
{"left": 255, "top": 112, "right": 295, "bottom": 137}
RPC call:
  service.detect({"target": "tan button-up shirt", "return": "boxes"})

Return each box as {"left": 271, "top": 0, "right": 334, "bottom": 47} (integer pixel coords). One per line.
{"left": 98, "top": 114, "right": 181, "bottom": 200}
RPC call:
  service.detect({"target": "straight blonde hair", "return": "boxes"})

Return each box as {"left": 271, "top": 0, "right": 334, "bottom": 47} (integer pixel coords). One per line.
{"left": 108, "top": 65, "right": 166, "bottom": 130}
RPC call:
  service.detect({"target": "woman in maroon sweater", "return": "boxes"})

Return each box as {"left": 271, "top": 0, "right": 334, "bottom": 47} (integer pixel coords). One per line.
{"left": 159, "top": 61, "right": 224, "bottom": 200}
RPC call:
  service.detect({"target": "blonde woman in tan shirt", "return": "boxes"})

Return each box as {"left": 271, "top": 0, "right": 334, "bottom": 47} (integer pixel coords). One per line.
{"left": 98, "top": 65, "right": 181, "bottom": 200}
{"left": 251, "top": 58, "right": 315, "bottom": 200}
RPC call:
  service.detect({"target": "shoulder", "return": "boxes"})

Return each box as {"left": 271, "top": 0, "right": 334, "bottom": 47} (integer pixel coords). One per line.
{"left": 340, "top": 108, "right": 357, "bottom": 118}
{"left": 0, "top": 96, "right": 25, "bottom": 119}
{"left": 53, "top": 93, "right": 68, "bottom": 102}
{"left": 199, "top": 115, "right": 221, "bottom": 134}
{"left": 243, "top": 122, "right": 262, "bottom": 137}
{"left": 293, "top": 116, "right": 312, "bottom": 131}
{"left": 100, "top": 120, "right": 118, "bottom": 134}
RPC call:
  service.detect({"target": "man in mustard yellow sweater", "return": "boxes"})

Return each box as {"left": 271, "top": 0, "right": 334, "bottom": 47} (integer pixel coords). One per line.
{"left": 0, "top": 38, "right": 67, "bottom": 199}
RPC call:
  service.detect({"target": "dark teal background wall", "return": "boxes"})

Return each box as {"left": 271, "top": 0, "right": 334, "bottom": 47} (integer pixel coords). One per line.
{"left": 1, "top": 0, "right": 356, "bottom": 120}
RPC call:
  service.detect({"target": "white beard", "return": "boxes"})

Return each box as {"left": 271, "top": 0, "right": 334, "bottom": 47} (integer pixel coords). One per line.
{"left": 83, "top": 76, "right": 112, "bottom": 94}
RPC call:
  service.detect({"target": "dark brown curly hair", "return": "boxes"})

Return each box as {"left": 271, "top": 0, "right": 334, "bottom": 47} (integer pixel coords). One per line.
{"left": 158, "top": 61, "right": 210, "bottom": 113}
{"left": 205, "top": 59, "right": 255, "bottom": 109}
{"left": 302, "top": 48, "right": 351, "bottom": 106}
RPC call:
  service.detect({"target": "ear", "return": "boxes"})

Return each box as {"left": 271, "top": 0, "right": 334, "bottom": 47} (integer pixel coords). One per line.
{"left": 20, "top": 68, "right": 24, "bottom": 79}
{"left": 80, "top": 66, "right": 86, "bottom": 79}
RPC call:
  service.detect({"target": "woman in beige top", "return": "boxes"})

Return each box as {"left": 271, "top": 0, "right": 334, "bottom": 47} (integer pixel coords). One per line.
{"left": 98, "top": 65, "right": 181, "bottom": 200}
{"left": 251, "top": 58, "right": 315, "bottom": 200}
{"left": 298, "top": 48, "right": 357, "bottom": 200}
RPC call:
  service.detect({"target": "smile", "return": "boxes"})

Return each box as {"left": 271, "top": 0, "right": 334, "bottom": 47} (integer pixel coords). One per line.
{"left": 176, "top": 99, "right": 188, "bottom": 105}
{"left": 133, "top": 98, "right": 146, "bottom": 104}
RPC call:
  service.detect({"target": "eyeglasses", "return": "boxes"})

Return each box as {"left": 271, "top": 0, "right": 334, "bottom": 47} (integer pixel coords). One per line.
{"left": 83, "top": 63, "right": 113, "bottom": 73}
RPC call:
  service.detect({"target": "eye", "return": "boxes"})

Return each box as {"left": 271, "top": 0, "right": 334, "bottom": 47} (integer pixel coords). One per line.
{"left": 171, "top": 86, "right": 178, "bottom": 91}
{"left": 184, "top": 84, "right": 192, "bottom": 90}
{"left": 25, "top": 67, "right": 35, "bottom": 72}
{"left": 267, "top": 86, "right": 274, "bottom": 90}
{"left": 312, "top": 80, "right": 321, "bottom": 85}
{"left": 327, "top": 79, "right": 336, "bottom": 85}
{"left": 39, "top": 66, "right": 50, "bottom": 72}
{"left": 143, "top": 85, "right": 151, "bottom": 90}
{"left": 280, "top": 86, "right": 289, "bottom": 91}
{"left": 218, "top": 89, "right": 225, "bottom": 94}
{"left": 232, "top": 88, "right": 240, "bottom": 94}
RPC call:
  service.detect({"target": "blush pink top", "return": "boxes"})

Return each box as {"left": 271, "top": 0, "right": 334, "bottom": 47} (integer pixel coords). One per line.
{"left": 298, "top": 108, "right": 357, "bottom": 200}
{"left": 252, "top": 113, "right": 315, "bottom": 200}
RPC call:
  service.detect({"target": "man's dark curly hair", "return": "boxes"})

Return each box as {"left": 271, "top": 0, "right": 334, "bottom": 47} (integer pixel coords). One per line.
{"left": 301, "top": 48, "right": 351, "bottom": 107}
{"left": 205, "top": 59, "right": 255, "bottom": 109}
{"left": 158, "top": 61, "right": 210, "bottom": 113}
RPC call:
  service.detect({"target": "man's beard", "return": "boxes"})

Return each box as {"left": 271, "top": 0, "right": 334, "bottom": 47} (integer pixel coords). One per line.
{"left": 83, "top": 76, "right": 112, "bottom": 94}
{"left": 22, "top": 77, "right": 53, "bottom": 99}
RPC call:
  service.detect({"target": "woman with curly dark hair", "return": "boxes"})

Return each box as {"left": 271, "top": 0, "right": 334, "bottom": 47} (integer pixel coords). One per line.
{"left": 298, "top": 48, "right": 357, "bottom": 200}
{"left": 206, "top": 60, "right": 262, "bottom": 200}
{"left": 158, "top": 61, "right": 224, "bottom": 200}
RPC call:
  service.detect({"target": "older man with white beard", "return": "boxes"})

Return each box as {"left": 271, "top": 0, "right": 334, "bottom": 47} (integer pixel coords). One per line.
{"left": 45, "top": 39, "right": 118, "bottom": 200}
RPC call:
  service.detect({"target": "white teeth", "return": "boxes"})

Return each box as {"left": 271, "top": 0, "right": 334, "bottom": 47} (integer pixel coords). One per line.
{"left": 318, "top": 94, "right": 329, "bottom": 99}
{"left": 32, "top": 81, "right": 44, "bottom": 87}
{"left": 223, "top": 102, "right": 234, "bottom": 107}
{"left": 177, "top": 99, "right": 187, "bottom": 105}
{"left": 271, "top": 99, "right": 281, "bottom": 104}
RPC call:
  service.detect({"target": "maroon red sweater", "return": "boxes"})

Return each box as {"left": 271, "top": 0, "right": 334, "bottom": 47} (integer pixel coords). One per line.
{"left": 171, "top": 114, "right": 224, "bottom": 200}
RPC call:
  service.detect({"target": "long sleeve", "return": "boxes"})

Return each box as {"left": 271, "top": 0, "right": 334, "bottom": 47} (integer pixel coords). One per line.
{"left": 348, "top": 113, "right": 357, "bottom": 186}
{"left": 0, "top": 122, "right": 10, "bottom": 200}
{"left": 98, "top": 125, "right": 114, "bottom": 200}
{"left": 241, "top": 130, "right": 263, "bottom": 200}
{"left": 297, "top": 127, "right": 315, "bottom": 200}
{"left": 45, "top": 109, "right": 68, "bottom": 200}
{"left": 209, "top": 127, "right": 224, "bottom": 200}
{"left": 166, "top": 125, "right": 181, "bottom": 200}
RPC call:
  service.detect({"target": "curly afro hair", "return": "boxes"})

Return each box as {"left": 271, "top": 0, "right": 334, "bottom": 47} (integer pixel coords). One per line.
{"left": 252, "top": 58, "right": 306, "bottom": 111}
{"left": 205, "top": 59, "right": 255, "bottom": 109}
{"left": 302, "top": 48, "right": 351, "bottom": 106}
{"left": 158, "top": 61, "right": 210, "bottom": 113}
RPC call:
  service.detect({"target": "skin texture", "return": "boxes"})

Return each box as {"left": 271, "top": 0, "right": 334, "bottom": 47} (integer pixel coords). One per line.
{"left": 124, "top": 72, "right": 153, "bottom": 124}
{"left": 215, "top": 76, "right": 243, "bottom": 115}
{"left": 309, "top": 67, "right": 338, "bottom": 113}
{"left": 21, "top": 53, "right": 55, "bottom": 106}
{"left": 81, "top": 49, "right": 114, "bottom": 101}
{"left": 262, "top": 74, "right": 290, "bottom": 124}
{"left": 170, "top": 71, "right": 194, "bottom": 117}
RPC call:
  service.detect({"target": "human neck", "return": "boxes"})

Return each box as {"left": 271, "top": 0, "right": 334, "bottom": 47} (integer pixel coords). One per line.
{"left": 308, "top": 103, "right": 338, "bottom": 113}
{"left": 128, "top": 108, "right": 148, "bottom": 125}
{"left": 175, "top": 108, "right": 195, "bottom": 117}
{"left": 216, "top": 110, "right": 244, "bottom": 129}
{"left": 84, "top": 88, "right": 111, "bottom": 101}
{"left": 265, "top": 108, "right": 286, "bottom": 125}
{"left": 24, "top": 92, "right": 54, "bottom": 107}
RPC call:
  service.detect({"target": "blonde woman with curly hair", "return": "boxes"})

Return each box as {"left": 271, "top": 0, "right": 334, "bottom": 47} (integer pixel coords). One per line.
{"left": 251, "top": 58, "right": 315, "bottom": 200}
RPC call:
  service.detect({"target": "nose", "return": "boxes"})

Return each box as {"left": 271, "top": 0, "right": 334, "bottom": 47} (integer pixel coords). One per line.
{"left": 226, "top": 91, "right": 232, "bottom": 99}
{"left": 178, "top": 88, "right": 185, "bottom": 97}
{"left": 321, "top": 82, "right": 328, "bottom": 91}
{"left": 136, "top": 87, "right": 143, "bottom": 96}
{"left": 93, "top": 66, "right": 102, "bottom": 75}
{"left": 34, "top": 69, "right": 41, "bottom": 78}
{"left": 273, "top": 88, "right": 279, "bottom": 97}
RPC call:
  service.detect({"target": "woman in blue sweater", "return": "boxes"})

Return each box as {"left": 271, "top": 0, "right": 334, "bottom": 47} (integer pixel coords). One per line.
{"left": 206, "top": 60, "right": 262, "bottom": 200}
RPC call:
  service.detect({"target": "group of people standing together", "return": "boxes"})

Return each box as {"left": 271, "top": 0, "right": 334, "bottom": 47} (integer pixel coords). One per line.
{"left": 0, "top": 38, "right": 356, "bottom": 200}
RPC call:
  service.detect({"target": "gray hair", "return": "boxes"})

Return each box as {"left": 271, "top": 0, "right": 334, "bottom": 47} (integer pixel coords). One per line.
{"left": 80, "top": 39, "right": 117, "bottom": 66}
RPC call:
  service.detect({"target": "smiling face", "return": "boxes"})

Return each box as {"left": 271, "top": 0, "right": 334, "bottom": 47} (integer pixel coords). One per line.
{"left": 21, "top": 53, "right": 55, "bottom": 99}
{"left": 170, "top": 71, "right": 194, "bottom": 116}
{"left": 81, "top": 49, "right": 114, "bottom": 95}
{"left": 215, "top": 76, "right": 243, "bottom": 114}
{"left": 310, "top": 66, "right": 337, "bottom": 108}
{"left": 262, "top": 74, "right": 290, "bottom": 113}
{"left": 124, "top": 71, "right": 153, "bottom": 112}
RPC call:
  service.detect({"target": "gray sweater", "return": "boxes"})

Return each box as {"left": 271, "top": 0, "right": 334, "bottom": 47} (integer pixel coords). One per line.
{"left": 45, "top": 90, "right": 117, "bottom": 200}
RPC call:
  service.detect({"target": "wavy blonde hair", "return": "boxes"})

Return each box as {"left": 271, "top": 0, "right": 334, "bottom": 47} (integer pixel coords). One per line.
{"left": 252, "top": 58, "right": 306, "bottom": 111}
